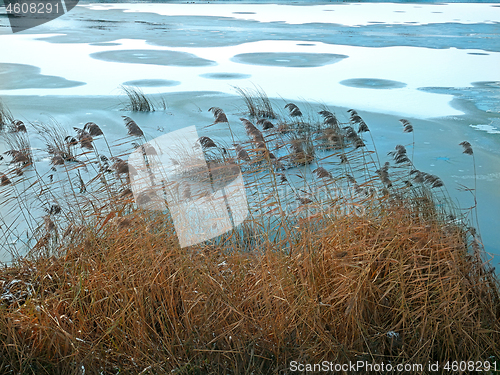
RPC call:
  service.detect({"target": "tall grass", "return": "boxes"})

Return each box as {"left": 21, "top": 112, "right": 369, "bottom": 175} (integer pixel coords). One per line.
{"left": 233, "top": 85, "right": 276, "bottom": 119}
{"left": 120, "top": 86, "right": 165, "bottom": 112}
{"left": 0, "top": 99, "right": 14, "bottom": 131}
{"left": 0, "top": 93, "right": 499, "bottom": 374}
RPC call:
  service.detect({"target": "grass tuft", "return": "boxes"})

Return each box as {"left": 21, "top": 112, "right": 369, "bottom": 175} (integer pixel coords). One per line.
{"left": 233, "top": 86, "right": 277, "bottom": 119}
{"left": 121, "top": 85, "right": 156, "bottom": 112}
{"left": 0, "top": 99, "right": 14, "bottom": 131}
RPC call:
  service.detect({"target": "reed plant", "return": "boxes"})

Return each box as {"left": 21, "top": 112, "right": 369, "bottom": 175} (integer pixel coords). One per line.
{"left": 233, "top": 86, "right": 276, "bottom": 119}
{"left": 0, "top": 92, "right": 499, "bottom": 374}
{"left": 120, "top": 86, "right": 162, "bottom": 112}
{"left": 0, "top": 99, "right": 14, "bottom": 131}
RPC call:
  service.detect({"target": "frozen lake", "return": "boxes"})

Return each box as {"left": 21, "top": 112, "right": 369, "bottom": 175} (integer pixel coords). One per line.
{"left": 0, "top": 2, "right": 499, "bottom": 265}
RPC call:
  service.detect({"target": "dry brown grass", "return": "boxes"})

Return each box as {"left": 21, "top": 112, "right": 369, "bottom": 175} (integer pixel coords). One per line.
{"left": 0, "top": 203, "right": 498, "bottom": 374}
{"left": 0, "top": 93, "right": 499, "bottom": 374}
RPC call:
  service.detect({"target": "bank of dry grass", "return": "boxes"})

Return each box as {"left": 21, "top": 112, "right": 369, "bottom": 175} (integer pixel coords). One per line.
{"left": 0, "top": 95, "right": 499, "bottom": 374}
{"left": 1, "top": 203, "right": 499, "bottom": 374}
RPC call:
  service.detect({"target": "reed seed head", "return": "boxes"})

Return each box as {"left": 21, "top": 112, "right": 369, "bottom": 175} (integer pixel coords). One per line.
{"left": 388, "top": 145, "right": 410, "bottom": 164}
{"left": 257, "top": 118, "right": 274, "bottom": 130}
{"left": 111, "top": 158, "right": 130, "bottom": 175}
{"left": 235, "top": 144, "right": 250, "bottom": 161}
{"left": 11, "top": 120, "right": 27, "bottom": 133}
{"left": 208, "top": 107, "right": 229, "bottom": 123}
{"left": 65, "top": 136, "right": 78, "bottom": 146}
{"left": 198, "top": 136, "right": 217, "bottom": 149}
{"left": 318, "top": 110, "right": 339, "bottom": 127}
{"left": 357, "top": 120, "right": 369, "bottom": 133}
{"left": 459, "top": 141, "right": 473, "bottom": 155}
{"left": 344, "top": 126, "right": 357, "bottom": 140}
{"left": 399, "top": 119, "right": 413, "bottom": 133}
{"left": 80, "top": 134, "right": 94, "bottom": 149}
{"left": 122, "top": 116, "right": 144, "bottom": 137}
{"left": 1, "top": 174, "right": 11, "bottom": 186}
{"left": 5, "top": 149, "right": 30, "bottom": 164}
{"left": 45, "top": 203, "right": 62, "bottom": 215}
{"left": 285, "top": 103, "right": 302, "bottom": 117}
{"left": 313, "top": 167, "right": 332, "bottom": 179}
{"left": 84, "top": 122, "right": 104, "bottom": 137}
{"left": 410, "top": 169, "right": 425, "bottom": 183}
{"left": 353, "top": 136, "right": 365, "bottom": 149}
{"left": 74, "top": 127, "right": 94, "bottom": 149}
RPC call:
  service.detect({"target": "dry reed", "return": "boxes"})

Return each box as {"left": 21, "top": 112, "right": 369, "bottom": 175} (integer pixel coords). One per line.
{"left": 233, "top": 86, "right": 276, "bottom": 119}
{"left": 208, "top": 107, "right": 229, "bottom": 124}
{"left": 1, "top": 203, "right": 498, "bottom": 374}
{"left": 122, "top": 116, "right": 144, "bottom": 137}
{"left": 0, "top": 91, "right": 499, "bottom": 375}
{"left": 0, "top": 99, "right": 14, "bottom": 130}
{"left": 121, "top": 85, "right": 155, "bottom": 112}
